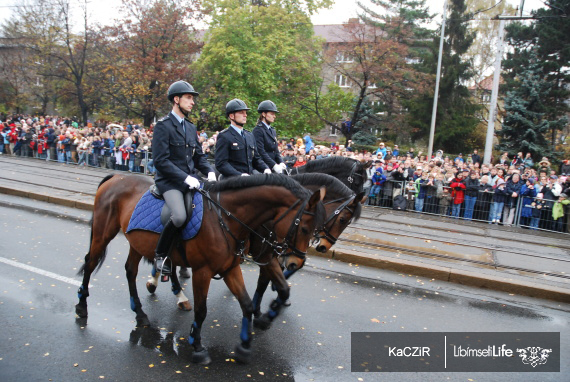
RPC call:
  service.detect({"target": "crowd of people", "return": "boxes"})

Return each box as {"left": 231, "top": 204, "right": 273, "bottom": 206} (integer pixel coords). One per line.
{"left": 2, "top": 113, "right": 569, "bottom": 234}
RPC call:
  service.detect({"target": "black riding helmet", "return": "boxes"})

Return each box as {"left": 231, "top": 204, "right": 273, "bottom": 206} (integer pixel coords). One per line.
{"left": 257, "top": 100, "right": 279, "bottom": 113}
{"left": 167, "top": 80, "right": 199, "bottom": 102}
{"left": 226, "top": 99, "right": 250, "bottom": 116}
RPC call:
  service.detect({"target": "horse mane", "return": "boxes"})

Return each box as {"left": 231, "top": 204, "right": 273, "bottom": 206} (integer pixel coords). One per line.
{"left": 206, "top": 174, "right": 311, "bottom": 200}
{"left": 291, "top": 173, "right": 362, "bottom": 222}
{"left": 303, "top": 156, "right": 357, "bottom": 174}
{"left": 291, "top": 173, "right": 353, "bottom": 199}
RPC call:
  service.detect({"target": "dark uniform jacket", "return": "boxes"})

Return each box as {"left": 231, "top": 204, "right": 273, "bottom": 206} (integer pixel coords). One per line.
{"left": 153, "top": 112, "right": 213, "bottom": 193}
{"left": 252, "top": 121, "right": 282, "bottom": 168}
{"left": 215, "top": 126, "right": 268, "bottom": 178}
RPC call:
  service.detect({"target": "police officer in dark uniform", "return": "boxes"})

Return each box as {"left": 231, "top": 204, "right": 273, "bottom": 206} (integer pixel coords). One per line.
{"left": 252, "top": 100, "right": 287, "bottom": 174}
{"left": 215, "top": 99, "right": 270, "bottom": 178}
{"left": 153, "top": 80, "right": 217, "bottom": 277}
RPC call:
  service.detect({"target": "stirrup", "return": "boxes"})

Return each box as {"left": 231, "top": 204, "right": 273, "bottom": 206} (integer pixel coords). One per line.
{"left": 154, "top": 256, "right": 172, "bottom": 279}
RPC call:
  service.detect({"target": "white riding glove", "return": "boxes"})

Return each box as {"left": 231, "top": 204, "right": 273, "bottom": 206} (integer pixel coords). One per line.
{"left": 263, "top": 168, "right": 272, "bottom": 175}
{"left": 241, "top": 173, "right": 250, "bottom": 177}
{"left": 280, "top": 162, "right": 288, "bottom": 171}
{"left": 184, "top": 176, "right": 200, "bottom": 189}
{"left": 272, "top": 164, "right": 283, "bottom": 174}
{"left": 207, "top": 172, "right": 217, "bottom": 182}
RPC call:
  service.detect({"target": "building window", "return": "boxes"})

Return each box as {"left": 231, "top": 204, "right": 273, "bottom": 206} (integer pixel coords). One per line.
{"left": 482, "top": 94, "right": 491, "bottom": 102}
{"left": 336, "top": 51, "right": 353, "bottom": 63}
{"left": 330, "top": 125, "right": 337, "bottom": 136}
{"left": 335, "top": 74, "right": 351, "bottom": 88}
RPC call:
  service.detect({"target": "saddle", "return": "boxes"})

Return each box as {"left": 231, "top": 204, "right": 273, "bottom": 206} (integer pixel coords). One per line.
{"left": 126, "top": 187, "right": 203, "bottom": 241}
{"left": 149, "top": 184, "right": 195, "bottom": 228}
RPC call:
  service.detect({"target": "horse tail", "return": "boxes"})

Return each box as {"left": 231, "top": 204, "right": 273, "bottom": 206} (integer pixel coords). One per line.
{"left": 77, "top": 175, "right": 115, "bottom": 276}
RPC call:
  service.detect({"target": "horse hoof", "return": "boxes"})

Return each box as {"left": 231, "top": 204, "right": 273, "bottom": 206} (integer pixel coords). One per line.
{"left": 192, "top": 349, "right": 212, "bottom": 365}
{"left": 75, "top": 303, "right": 88, "bottom": 318}
{"left": 177, "top": 301, "right": 192, "bottom": 311}
{"left": 253, "top": 315, "right": 271, "bottom": 330}
{"left": 234, "top": 344, "right": 252, "bottom": 364}
{"left": 146, "top": 282, "right": 157, "bottom": 294}
{"left": 136, "top": 315, "right": 150, "bottom": 327}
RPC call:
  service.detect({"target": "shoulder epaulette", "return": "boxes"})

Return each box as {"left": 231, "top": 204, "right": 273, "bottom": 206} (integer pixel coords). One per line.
{"left": 157, "top": 115, "right": 168, "bottom": 122}
{"left": 219, "top": 128, "right": 230, "bottom": 134}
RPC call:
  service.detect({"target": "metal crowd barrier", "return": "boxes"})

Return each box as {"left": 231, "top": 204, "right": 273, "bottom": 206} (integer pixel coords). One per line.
{"left": 366, "top": 180, "right": 569, "bottom": 235}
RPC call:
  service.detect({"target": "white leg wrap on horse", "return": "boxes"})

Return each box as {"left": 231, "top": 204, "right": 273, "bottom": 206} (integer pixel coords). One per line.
{"left": 176, "top": 291, "right": 188, "bottom": 304}
{"left": 150, "top": 274, "right": 159, "bottom": 287}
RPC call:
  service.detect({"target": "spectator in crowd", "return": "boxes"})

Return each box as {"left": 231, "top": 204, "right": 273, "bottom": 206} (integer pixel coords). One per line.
{"left": 504, "top": 173, "right": 523, "bottom": 226}
{"left": 369, "top": 165, "right": 386, "bottom": 206}
{"left": 375, "top": 142, "right": 387, "bottom": 159}
{"left": 520, "top": 178, "right": 538, "bottom": 226}
{"left": 552, "top": 193, "right": 569, "bottom": 232}
{"left": 392, "top": 145, "right": 399, "bottom": 158}
{"left": 560, "top": 159, "right": 570, "bottom": 176}
{"left": 523, "top": 153, "right": 534, "bottom": 170}
{"left": 538, "top": 158, "right": 551, "bottom": 175}
{"left": 293, "top": 153, "right": 307, "bottom": 168}
{"left": 529, "top": 193, "right": 545, "bottom": 230}
{"left": 450, "top": 171, "right": 466, "bottom": 218}
{"left": 424, "top": 173, "right": 439, "bottom": 214}
{"left": 471, "top": 149, "right": 481, "bottom": 166}
{"left": 474, "top": 175, "right": 493, "bottom": 221}
{"left": 463, "top": 171, "right": 480, "bottom": 220}
{"left": 489, "top": 178, "right": 507, "bottom": 224}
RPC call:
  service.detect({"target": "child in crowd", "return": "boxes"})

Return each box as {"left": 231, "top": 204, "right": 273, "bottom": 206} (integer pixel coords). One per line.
{"left": 450, "top": 171, "right": 466, "bottom": 218}
{"left": 552, "top": 193, "right": 569, "bottom": 232}
{"left": 489, "top": 178, "right": 508, "bottom": 223}
{"left": 368, "top": 165, "right": 386, "bottom": 206}
{"left": 529, "top": 193, "right": 545, "bottom": 230}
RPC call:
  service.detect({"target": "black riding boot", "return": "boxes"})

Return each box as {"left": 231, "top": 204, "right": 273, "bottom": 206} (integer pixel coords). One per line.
{"left": 154, "top": 219, "right": 180, "bottom": 278}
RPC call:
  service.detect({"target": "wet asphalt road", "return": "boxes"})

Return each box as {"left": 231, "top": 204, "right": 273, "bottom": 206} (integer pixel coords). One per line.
{"left": 0, "top": 204, "right": 569, "bottom": 382}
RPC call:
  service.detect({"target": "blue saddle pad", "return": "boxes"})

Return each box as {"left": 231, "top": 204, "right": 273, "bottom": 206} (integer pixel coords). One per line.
{"left": 126, "top": 190, "right": 203, "bottom": 240}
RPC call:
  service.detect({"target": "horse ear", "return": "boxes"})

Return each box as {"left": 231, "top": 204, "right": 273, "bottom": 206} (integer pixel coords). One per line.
{"left": 308, "top": 187, "right": 326, "bottom": 208}
{"left": 363, "top": 160, "right": 374, "bottom": 169}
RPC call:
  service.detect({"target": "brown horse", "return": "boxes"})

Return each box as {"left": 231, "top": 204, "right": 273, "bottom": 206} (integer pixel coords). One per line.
{"left": 75, "top": 173, "right": 325, "bottom": 364}
{"left": 249, "top": 173, "right": 365, "bottom": 329}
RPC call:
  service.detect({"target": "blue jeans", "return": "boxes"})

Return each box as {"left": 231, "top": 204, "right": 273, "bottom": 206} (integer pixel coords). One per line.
{"left": 57, "top": 151, "right": 65, "bottom": 162}
{"left": 488, "top": 202, "right": 504, "bottom": 222}
{"left": 530, "top": 217, "right": 540, "bottom": 230}
{"left": 451, "top": 203, "right": 461, "bottom": 217}
{"left": 415, "top": 197, "right": 425, "bottom": 212}
{"left": 463, "top": 195, "right": 477, "bottom": 220}
{"left": 369, "top": 185, "right": 381, "bottom": 197}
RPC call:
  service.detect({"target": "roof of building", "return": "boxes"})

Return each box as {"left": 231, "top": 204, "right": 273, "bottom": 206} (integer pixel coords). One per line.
{"left": 469, "top": 74, "right": 505, "bottom": 91}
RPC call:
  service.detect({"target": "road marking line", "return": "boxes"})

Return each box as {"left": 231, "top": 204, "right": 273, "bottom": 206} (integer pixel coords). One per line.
{"left": 0, "top": 256, "right": 89, "bottom": 287}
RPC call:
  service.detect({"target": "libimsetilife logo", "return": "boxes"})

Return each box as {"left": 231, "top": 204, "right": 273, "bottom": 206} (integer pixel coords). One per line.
{"left": 351, "top": 332, "right": 560, "bottom": 372}
{"left": 517, "top": 346, "right": 552, "bottom": 368}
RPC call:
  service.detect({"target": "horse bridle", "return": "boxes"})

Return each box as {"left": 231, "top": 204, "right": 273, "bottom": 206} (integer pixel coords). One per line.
{"left": 197, "top": 189, "right": 314, "bottom": 264}
{"left": 347, "top": 161, "right": 363, "bottom": 188}
{"left": 312, "top": 194, "right": 356, "bottom": 246}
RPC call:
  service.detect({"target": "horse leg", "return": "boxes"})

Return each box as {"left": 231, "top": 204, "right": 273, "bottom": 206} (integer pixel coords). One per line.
{"left": 252, "top": 266, "right": 271, "bottom": 319}
{"left": 145, "top": 265, "right": 159, "bottom": 294}
{"left": 170, "top": 269, "right": 192, "bottom": 311}
{"left": 256, "top": 259, "right": 290, "bottom": 330}
{"left": 125, "top": 248, "right": 150, "bottom": 327}
{"left": 76, "top": 212, "right": 121, "bottom": 319}
{"left": 188, "top": 267, "right": 212, "bottom": 365}
{"left": 223, "top": 265, "right": 254, "bottom": 364}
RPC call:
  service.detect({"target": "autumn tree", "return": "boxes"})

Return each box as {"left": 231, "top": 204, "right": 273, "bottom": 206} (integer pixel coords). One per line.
{"left": 193, "top": 0, "right": 331, "bottom": 136}
{"left": 302, "top": 16, "right": 431, "bottom": 144}
{"left": 93, "top": 0, "right": 203, "bottom": 127}
{"left": 406, "top": 0, "right": 481, "bottom": 153}
{"left": 2, "top": 0, "right": 94, "bottom": 122}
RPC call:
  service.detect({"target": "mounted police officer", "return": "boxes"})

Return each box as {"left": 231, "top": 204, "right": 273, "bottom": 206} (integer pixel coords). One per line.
{"left": 215, "top": 99, "right": 271, "bottom": 178}
{"left": 252, "top": 100, "right": 287, "bottom": 174}
{"left": 152, "top": 80, "right": 216, "bottom": 278}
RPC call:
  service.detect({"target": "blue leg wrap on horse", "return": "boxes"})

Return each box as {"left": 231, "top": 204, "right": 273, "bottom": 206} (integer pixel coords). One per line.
{"left": 77, "top": 285, "right": 88, "bottom": 299}
{"left": 171, "top": 281, "right": 180, "bottom": 296}
{"left": 130, "top": 296, "right": 136, "bottom": 312}
{"left": 188, "top": 322, "right": 198, "bottom": 345}
{"left": 283, "top": 269, "right": 294, "bottom": 279}
{"left": 151, "top": 267, "right": 157, "bottom": 277}
{"left": 252, "top": 291, "right": 260, "bottom": 311}
{"left": 240, "top": 317, "right": 250, "bottom": 343}
{"left": 268, "top": 310, "right": 277, "bottom": 318}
